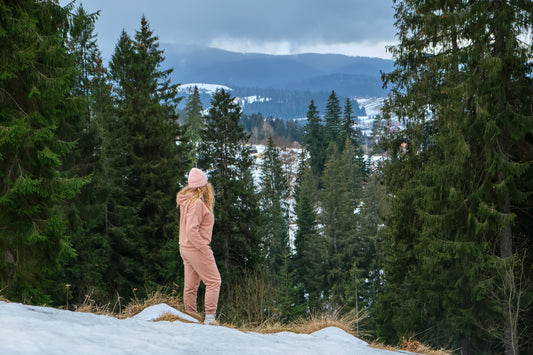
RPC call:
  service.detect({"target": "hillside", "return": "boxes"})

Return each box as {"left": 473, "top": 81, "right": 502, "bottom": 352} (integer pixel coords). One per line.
{"left": 166, "top": 44, "right": 393, "bottom": 98}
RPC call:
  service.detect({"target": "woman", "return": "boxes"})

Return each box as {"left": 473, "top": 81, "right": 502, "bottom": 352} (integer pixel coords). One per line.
{"left": 177, "top": 168, "right": 221, "bottom": 325}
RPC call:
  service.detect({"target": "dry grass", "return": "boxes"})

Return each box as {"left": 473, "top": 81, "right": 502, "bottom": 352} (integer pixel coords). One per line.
{"left": 71, "top": 287, "right": 185, "bottom": 319}
{"left": 236, "top": 309, "right": 367, "bottom": 338}
{"left": 155, "top": 312, "right": 203, "bottom": 323}
{"left": 370, "top": 337, "right": 452, "bottom": 355}
{"left": 0, "top": 295, "right": 10, "bottom": 303}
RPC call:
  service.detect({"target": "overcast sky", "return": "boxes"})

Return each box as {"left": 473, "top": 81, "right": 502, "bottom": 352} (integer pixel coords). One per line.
{"left": 61, "top": 0, "right": 397, "bottom": 60}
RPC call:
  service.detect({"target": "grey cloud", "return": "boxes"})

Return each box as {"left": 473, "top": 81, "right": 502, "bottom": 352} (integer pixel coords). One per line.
{"left": 66, "top": 0, "right": 395, "bottom": 57}
{"left": 158, "top": 0, "right": 395, "bottom": 43}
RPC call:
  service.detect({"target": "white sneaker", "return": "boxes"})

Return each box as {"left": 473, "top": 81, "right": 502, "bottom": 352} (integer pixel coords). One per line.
{"left": 204, "top": 314, "right": 219, "bottom": 325}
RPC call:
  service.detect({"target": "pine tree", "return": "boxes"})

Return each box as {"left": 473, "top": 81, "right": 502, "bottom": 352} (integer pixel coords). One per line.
{"left": 302, "top": 100, "right": 326, "bottom": 179}
{"left": 198, "top": 89, "right": 262, "bottom": 306}
{"left": 377, "top": 1, "right": 533, "bottom": 353}
{"left": 258, "top": 136, "right": 299, "bottom": 319}
{"left": 339, "top": 98, "right": 356, "bottom": 151}
{"left": 104, "top": 29, "right": 142, "bottom": 297}
{"left": 321, "top": 141, "right": 363, "bottom": 308}
{"left": 107, "top": 17, "right": 190, "bottom": 297}
{"left": 0, "top": 0, "right": 87, "bottom": 303}
{"left": 259, "top": 136, "right": 290, "bottom": 274}
{"left": 341, "top": 98, "right": 367, "bottom": 177}
{"left": 323, "top": 91, "right": 342, "bottom": 149}
{"left": 182, "top": 85, "right": 204, "bottom": 164}
{"left": 60, "top": 4, "right": 113, "bottom": 304}
{"left": 292, "top": 156, "right": 325, "bottom": 312}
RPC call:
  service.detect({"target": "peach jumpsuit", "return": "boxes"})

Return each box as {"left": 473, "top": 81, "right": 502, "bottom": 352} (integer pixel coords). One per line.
{"left": 178, "top": 194, "right": 221, "bottom": 315}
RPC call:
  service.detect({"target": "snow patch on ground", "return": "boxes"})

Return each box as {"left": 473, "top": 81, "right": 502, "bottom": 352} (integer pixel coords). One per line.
{"left": 0, "top": 301, "right": 411, "bottom": 355}
{"left": 133, "top": 303, "right": 199, "bottom": 323}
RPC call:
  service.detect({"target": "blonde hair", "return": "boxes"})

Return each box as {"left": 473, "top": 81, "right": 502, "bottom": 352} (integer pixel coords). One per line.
{"left": 177, "top": 183, "right": 214, "bottom": 213}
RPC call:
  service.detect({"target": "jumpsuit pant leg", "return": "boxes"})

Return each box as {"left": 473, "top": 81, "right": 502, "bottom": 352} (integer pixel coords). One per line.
{"left": 180, "top": 247, "right": 221, "bottom": 314}
{"left": 182, "top": 256, "right": 201, "bottom": 314}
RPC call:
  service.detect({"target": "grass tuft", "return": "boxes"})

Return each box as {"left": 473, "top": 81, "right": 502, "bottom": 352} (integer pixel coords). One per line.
{"left": 370, "top": 337, "right": 452, "bottom": 355}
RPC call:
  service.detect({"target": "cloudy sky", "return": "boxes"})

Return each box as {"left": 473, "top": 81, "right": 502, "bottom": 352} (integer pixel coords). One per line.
{"left": 61, "top": 0, "right": 397, "bottom": 60}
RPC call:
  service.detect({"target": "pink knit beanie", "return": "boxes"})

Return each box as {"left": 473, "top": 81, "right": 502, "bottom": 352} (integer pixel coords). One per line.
{"left": 188, "top": 168, "right": 208, "bottom": 188}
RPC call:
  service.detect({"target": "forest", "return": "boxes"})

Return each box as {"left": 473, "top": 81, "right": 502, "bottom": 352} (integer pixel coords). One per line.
{"left": 1, "top": 1, "right": 532, "bottom": 354}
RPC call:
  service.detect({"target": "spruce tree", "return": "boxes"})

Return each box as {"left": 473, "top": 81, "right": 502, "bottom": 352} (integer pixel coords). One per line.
{"left": 302, "top": 100, "right": 326, "bottom": 179}
{"left": 107, "top": 17, "right": 190, "bottom": 297}
{"left": 292, "top": 156, "right": 325, "bottom": 312}
{"left": 321, "top": 141, "right": 363, "bottom": 308}
{"left": 259, "top": 136, "right": 290, "bottom": 275}
{"left": 341, "top": 98, "right": 367, "bottom": 177}
{"left": 323, "top": 90, "right": 342, "bottom": 149}
{"left": 103, "top": 29, "right": 142, "bottom": 297}
{"left": 339, "top": 98, "right": 356, "bottom": 151}
{"left": 182, "top": 85, "right": 204, "bottom": 164}
{"left": 377, "top": 1, "right": 533, "bottom": 353}
{"left": 198, "top": 89, "right": 262, "bottom": 306}
{"left": 60, "top": 5, "right": 113, "bottom": 304}
{"left": 0, "top": 0, "right": 86, "bottom": 303}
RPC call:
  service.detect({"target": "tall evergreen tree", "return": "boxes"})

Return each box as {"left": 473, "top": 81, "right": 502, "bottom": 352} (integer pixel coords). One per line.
{"left": 182, "top": 85, "right": 204, "bottom": 164}
{"left": 104, "top": 29, "right": 142, "bottom": 297}
{"left": 259, "top": 136, "right": 290, "bottom": 275}
{"left": 341, "top": 98, "right": 367, "bottom": 177}
{"left": 198, "top": 89, "right": 262, "bottom": 306}
{"left": 302, "top": 100, "right": 326, "bottom": 179}
{"left": 292, "top": 156, "right": 325, "bottom": 312}
{"left": 258, "top": 136, "right": 299, "bottom": 320}
{"left": 321, "top": 141, "right": 363, "bottom": 308}
{"left": 108, "top": 17, "right": 190, "bottom": 297}
{"left": 377, "top": 1, "right": 533, "bottom": 353}
{"left": 323, "top": 90, "right": 342, "bottom": 149}
{"left": 339, "top": 98, "right": 357, "bottom": 151}
{"left": 0, "top": 0, "right": 86, "bottom": 303}
{"left": 60, "top": 4, "right": 113, "bottom": 304}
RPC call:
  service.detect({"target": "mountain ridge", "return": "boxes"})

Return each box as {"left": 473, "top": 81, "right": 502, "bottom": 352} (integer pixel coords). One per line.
{"left": 164, "top": 44, "right": 393, "bottom": 98}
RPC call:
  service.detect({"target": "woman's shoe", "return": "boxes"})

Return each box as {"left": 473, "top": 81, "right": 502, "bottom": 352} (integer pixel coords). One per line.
{"left": 204, "top": 313, "right": 219, "bottom": 325}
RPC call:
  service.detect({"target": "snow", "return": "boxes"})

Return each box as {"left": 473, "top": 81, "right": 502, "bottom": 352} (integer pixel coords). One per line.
{"left": 356, "top": 97, "right": 386, "bottom": 117}
{"left": 0, "top": 301, "right": 411, "bottom": 355}
{"left": 133, "top": 303, "right": 199, "bottom": 323}
{"left": 179, "top": 83, "right": 232, "bottom": 94}
{"left": 234, "top": 95, "right": 272, "bottom": 107}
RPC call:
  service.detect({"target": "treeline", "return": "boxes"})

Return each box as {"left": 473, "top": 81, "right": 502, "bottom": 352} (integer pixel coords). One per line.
{"left": 233, "top": 86, "right": 366, "bottom": 119}
{"left": 180, "top": 85, "right": 367, "bottom": 122}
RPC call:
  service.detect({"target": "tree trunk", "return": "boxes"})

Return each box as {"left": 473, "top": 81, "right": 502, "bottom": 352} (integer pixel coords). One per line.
{"left": 460, "top": 337, "right": 471, "bottom": 355}
{"left": 500, "top": 187, "right": 517, "bottom": 355}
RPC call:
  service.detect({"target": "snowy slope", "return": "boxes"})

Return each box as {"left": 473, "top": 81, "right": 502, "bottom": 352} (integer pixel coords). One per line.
{"left": 178, "top": 83, "right": 232, "bottom": 94}
{"left": 0, "top": 302, "right": 411, "bottom": 355}
{"left": 356, "top": 97, "right": 386, "bottom": 118}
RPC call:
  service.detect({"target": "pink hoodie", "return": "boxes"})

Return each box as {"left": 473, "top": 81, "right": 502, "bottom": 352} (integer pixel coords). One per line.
{"left": 177, "top": 194, "right": 214, "bottom": 255}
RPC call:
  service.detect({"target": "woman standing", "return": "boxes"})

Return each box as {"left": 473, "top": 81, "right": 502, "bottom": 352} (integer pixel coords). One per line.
{"left": 177, "top": 168, "right": 221, "bottom": 325}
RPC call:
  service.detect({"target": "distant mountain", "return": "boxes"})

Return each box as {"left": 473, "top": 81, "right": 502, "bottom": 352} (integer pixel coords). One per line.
{"left": 164, "top": 44, "right": 393, "bottom": 98}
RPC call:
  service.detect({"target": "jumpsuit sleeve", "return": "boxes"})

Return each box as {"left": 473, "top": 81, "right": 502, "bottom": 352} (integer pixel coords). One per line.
{"left": 186, "top": 200, "right": 211, "bottom": 255}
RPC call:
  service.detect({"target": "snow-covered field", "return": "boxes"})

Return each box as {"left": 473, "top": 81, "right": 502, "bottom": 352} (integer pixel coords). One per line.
{"left": 0, "top": 301, "right": 410, "bottom": 355}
